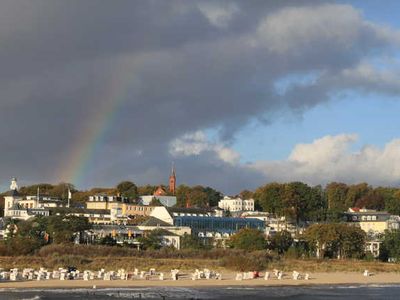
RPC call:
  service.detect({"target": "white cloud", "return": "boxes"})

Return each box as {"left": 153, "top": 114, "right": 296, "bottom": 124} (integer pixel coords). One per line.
{"left": 250, "top": 134, "right": 400, "bottom": 186}
{"left": 197, "top": 2, "right": 239, "bottom": 28}
{"left": 171, "top": 132, "right": 400, "bottom": 186}
{"left": 170, "top": 131, "right": 240, "bottom": 165}
{"left": 256, "top": 4, "right": 400, "bottom": 54}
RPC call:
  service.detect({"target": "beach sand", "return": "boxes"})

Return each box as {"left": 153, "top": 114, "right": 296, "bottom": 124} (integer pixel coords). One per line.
{"left": 1, "top": 272, "right": 400, "bottom": 289}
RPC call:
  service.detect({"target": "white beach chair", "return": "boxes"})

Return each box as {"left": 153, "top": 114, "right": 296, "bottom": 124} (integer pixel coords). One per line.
{"left": 278, "top": 272, "right": 283, "bottom": 280}
{"left": 264, "top": 272, "right": 270, "bottom": 280}
{"left": 235, "top": 273, "right": 243, "bottom": 281}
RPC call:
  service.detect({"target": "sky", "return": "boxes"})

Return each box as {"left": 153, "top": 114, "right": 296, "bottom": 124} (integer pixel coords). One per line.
{"left": 1, "top": 0, "right": 400, "bottom": 194}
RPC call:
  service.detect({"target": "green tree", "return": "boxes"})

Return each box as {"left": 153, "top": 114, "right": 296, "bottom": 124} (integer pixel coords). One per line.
{"left": 380, "top": 229, "right": 400, "bottom": 261}
{"left": 138, "top": 230, "right": 164, "bottom": 250}
{"left": 268, "top": 230, "right": 293, "bottom": 254}
{"left": 379, "top": 188, "right": 400, "bottom": 215}
{"left": 100, "top": 235, "right": 117, "bottom": 246}
{"left": 239, "top": 190, "right": 254, "bottom": 200}
{"left": 46, "top": 215, "right": 91, "bottom": 244}
{"left": 228, "top": 228, "right": 267, "bottom": 251}
{"left": 138, "top": 185, "right": 158, "bottom": 196}
{"left": 253, "top": 182, "right": 284, "bottom": 215}
{"left": 188, "top": 186, "right": 209, "bottom": 207}
{"left": 282, "top": 182, "right": 311, "bottom": 225}
{"left": 326, "top": 182, "right": 349, "bottom": 221}
{"left": 306, "top": 185, "right": 327, "bottom": 222}
{"left": 304, "top": 223, "right": 365, "bottom": 259}
{"left": 180, "top": 233, "right": 205, "bottom": 250}
{"left": 176, "top": 184, "right": 191, "bottom": 207}
{"left": 203, "top": 186, "right": 222, "bottom": 207}
{"left": 116, "top": 181, "right": 138, "bottom": 200}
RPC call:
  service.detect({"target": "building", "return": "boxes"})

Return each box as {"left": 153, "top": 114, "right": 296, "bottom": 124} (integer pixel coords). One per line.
{"left": 169, "top": 164, "right": 176, "bottom": 195}
{"left": 138, "top": 216, "right": 191, "bottom": 237}
{"left": 218, "top": 196, "right": 254, "bottom": 212}
{"left": 124, "top": 204, "right": 156, "bottom": 217}
{"left": 3, "top": 178, "right": 55, "bottom": 220}
{"left": 366, "top": 241, "right": 381, "bottom": 258}
{"left": 140, "top": 195, "right": 177, "bottom": 207}
{"left": 344, "top": 208, "right": 400, "bottom": 235}
{"left": 86, "top": 195, "right": 129, "bottom": 210}
{"left": 150, "top": 206, "right": 264, "bottom": 239}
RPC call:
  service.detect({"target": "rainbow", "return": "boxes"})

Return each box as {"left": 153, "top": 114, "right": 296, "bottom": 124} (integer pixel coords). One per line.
{"left": 57, "top": 59, "right": 137, "bottom": 188}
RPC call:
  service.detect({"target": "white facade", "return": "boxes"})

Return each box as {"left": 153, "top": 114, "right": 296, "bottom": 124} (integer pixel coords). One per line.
{"left": 140, "top": 195, "right": 177, "bottom": 207}
{"left": 3, "top": 178, "right": 58, "bottom": 220}
{"left": 218, "top": 196, "right": 254, "bottom": 212}
{"left": 88, "top": 195, "right": 128, "bottom": 202}
{"left": 149, "top": 207, "right": 174, "bottom": 224}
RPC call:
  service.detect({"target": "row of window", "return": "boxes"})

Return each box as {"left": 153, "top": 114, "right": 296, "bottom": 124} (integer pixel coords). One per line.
{"left": 352, "top": 215, "right": 378, "bottom": 221}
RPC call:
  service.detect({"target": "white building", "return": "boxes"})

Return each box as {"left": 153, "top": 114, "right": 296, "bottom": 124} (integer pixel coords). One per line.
{"left": 218, "top": 196, "right": 254, "bottom": 212}
{"left": 3, "top": 178, "right": 62, "bottom": 220}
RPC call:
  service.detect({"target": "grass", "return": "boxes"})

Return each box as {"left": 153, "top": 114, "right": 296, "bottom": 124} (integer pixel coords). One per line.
{"left": 1, "top": 244, "right": 400, "bottom": 273}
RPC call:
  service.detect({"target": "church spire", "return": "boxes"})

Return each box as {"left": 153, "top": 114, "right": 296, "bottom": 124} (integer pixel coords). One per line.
{"left": 169, "top": 163, "right": 176, "bottom": 195}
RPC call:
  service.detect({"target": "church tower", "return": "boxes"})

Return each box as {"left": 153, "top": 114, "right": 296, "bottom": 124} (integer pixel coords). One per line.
{"left": 169, "top": 164, "right": 176, "bottom": 195}
{"left": 4, "top": 177, "right": 19, "bottom": 217}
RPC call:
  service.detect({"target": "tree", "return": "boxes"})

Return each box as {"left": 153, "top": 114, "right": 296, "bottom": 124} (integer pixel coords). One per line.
{"left": 100, "top": 235, "right": 117, "bottom": 246}
{"left": 239, "top": 190, "right": 254, "bottom": 200}
{"left": 176, "top": 185, "right": 191, "bottom": 207}
{"left": 305, "top": 185, "right": 327, "bottom": 222}
{"left": 46, "top": 215, "right": 91, "bottom": 244}
{"left": 282, "top": 182, "right": 310, "bottom": 225}
{"left": 228, "top": 228, "right": 267, "bottom": 251}
{"left": 345, "top": 183, "right": 371, "bottom": 209}
{"left": 355, "top": 191, "right": 385, "bottom": 210}
{"left": 203, "top": 186, "right": 222, "bottom": 207}
{"left": 188, "top": 186, "right": 209, "bottom": 207}
{"left": 116, "top": 181, "right": 138, "bottom": 200}
{"left": 176, "top": 185, "right": 212, "bottom": 208}
{"left": 380, "top": 229, "right": 400, "bottom": 261}
{"left": 268, "top": 230, "right": 293, "bottom": 254}
{"left": 378, "top": 188, "right": 400, "bottom": 215}
{"left": 253, "top": 183, "right": 284, "bottom": 215}
{"left": 304, "top": 223, "right": 365, "bottom": 259}
{"left": 138, "top": 230, "right": 164, "bottom": 250}
{"left": 326, "top": 182, "right": 349, "bottom": 221}
{"left": 138, "top": 185, "right": 158, "bottom": 196}
{"left": 180, "top": 233, "right": 205, "bottom": 250}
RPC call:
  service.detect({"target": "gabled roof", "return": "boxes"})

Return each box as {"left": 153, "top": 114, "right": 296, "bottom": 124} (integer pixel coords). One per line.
{"left": 140, "top": 216, "right": 171, "bottom": 227}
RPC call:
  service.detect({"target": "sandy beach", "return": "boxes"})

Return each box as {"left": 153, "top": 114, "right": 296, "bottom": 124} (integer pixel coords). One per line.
{"left": 0, "top": 272, "right": 400, "bottom": 289}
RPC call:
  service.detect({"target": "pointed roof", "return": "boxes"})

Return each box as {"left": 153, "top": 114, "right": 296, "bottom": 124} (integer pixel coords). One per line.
{"left": 154, "top": 186, "right": 167, "bottom": 196}
{"left": 140, "top": 216, "right": 171, "bottom": 227}
{"left": 170, "top": 162, "right": 176, "bottom": 178}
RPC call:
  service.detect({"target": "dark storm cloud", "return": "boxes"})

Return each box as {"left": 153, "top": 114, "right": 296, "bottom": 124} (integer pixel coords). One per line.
{"left": 0, "top": 1, "right": 399, "bottom": 193}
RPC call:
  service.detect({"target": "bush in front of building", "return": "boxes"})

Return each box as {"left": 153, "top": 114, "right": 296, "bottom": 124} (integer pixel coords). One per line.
{"left": 227, "top": 228, "right": 267, "bottom": 251}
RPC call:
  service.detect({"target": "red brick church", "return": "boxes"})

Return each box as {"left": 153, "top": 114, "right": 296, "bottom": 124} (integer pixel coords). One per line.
{"left": 153, "top": 165, "right": 176, "bottom": 196}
